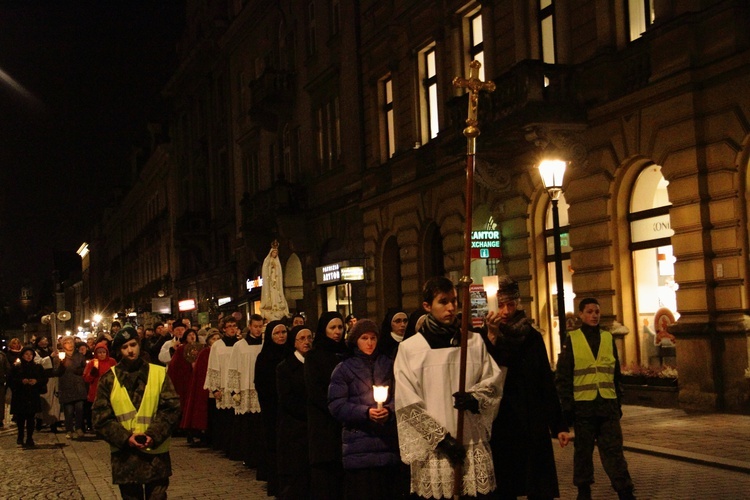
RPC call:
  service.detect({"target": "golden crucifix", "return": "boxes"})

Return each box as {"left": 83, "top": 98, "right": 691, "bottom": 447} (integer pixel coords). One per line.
{"left": 450, "top": 59, "right": 495, "bottom": 499}
{"left": 452, "top": 60, "right": 496, "bottom": 153}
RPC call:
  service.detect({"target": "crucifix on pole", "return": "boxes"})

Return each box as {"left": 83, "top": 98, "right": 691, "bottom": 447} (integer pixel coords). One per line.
{"left": 451, "top": 59, "right": 495, "bottom": 498}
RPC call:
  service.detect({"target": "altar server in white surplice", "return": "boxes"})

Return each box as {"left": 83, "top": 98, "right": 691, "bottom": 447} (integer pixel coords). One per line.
{"left": 394, "top": 276, "right": 506, "bottom": 499}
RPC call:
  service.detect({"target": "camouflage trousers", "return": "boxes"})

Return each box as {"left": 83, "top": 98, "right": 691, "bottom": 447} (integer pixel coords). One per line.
{"left": 118, "top": 478, "right": 169, "bottom": 500}
{"left": 573, "top": 415, "right": 634, "bottom": 493}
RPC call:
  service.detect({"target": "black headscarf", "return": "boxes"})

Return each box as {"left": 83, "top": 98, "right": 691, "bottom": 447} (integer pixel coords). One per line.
{"left": 261, "top": 320, "right": 288, "bottom": 357}
{"left": 404, "top": 307, "right": 427, "bottom": 341}
{"left": 380, "top": 308, "right": 406, "bottom": 338}
{"left": 287, "top": 325, "right": 314, "bottom": 352}
{"left": 313, "top": 311, "right": 345, "bottom": 351}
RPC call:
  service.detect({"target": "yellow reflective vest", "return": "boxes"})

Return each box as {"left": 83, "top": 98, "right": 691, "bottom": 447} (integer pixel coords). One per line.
{"left": 109, "top": 364, "right": 170, "bottom": 454}
{"left": 570, "top": 328, "right": 617, "bottom": 401}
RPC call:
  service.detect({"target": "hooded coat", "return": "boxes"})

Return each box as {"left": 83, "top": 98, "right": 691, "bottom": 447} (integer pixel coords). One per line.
{"left": 83, "top": 342, "right": 118, "bottom": 403}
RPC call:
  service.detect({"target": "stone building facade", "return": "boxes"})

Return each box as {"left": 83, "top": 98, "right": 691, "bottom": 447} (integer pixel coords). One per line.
{"left": 357, "top": 0, "right": 750, "bottom": 412}
{"left": 92, "top": 0, "right": 750, "bottom": 412}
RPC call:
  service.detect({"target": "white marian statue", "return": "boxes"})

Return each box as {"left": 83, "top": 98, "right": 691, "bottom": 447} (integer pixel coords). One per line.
{"left": 260, "top": 240, "right": 290, "bottom": 321}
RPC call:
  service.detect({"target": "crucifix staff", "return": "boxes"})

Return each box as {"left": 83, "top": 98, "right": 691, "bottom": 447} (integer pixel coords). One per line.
{"left": 451, "top": 59, "right": 495, "bottom": 498}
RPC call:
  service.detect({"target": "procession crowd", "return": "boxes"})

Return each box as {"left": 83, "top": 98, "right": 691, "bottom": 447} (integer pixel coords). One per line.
{"left": 0, "top": 276, "right": 636, "bottom": 500}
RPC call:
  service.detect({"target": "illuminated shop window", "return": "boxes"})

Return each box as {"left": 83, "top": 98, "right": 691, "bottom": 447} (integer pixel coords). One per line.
{"left": 629, "top": 164, "right": 678, "bottom": 366}
{"left": 545, "top": 192, "right": 573, "bottom": 358}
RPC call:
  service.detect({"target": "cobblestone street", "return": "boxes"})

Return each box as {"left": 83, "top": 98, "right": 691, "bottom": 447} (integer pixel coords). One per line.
{"left": 3, "top": 404, "right": 750, "bottom": 499}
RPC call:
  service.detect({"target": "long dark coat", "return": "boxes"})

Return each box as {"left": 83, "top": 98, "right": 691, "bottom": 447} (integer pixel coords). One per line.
{"left": 255, "top": 324, "right": 288, "bottom": 495}
{"left": 92, "top": 358, "right": 181, "bottom": 485}
{"left": 56, "top": 351, "right": 88, "bottom": 404}
{"left": 486, "top": 311, "right": 567, "bottom": 499}
{"left": 276, "top": 354, "right": 309, "bottom": 499}
{"left": 304, "top": 334, "right": 346, "bottom": 465}
{"left": 9, "top": 357, "right": 46, "bottom": 417}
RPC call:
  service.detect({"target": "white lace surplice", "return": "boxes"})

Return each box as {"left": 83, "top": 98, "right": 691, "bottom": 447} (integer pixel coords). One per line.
{"left": 204, "top": 339, "right": 236, "bottom": 410}
{"left": 226, "top": 338, "right": 262, "bottom": 415}
{"left": 394, "top": 332, "right": 506, "bottom": 499}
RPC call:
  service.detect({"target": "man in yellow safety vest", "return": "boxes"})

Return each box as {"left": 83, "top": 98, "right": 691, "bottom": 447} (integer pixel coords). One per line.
{"left": 93, "top": 325, "right": 181, "bottom": 500}
{"left": 556, "top": 298, "right": 635, "bottom": 500}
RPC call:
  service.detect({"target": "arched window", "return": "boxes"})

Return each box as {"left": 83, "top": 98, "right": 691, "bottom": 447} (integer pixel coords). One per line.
{"left": 545, "top": 193, "right": 574, "bottom": 357}
{"left": 629, "top": 164, "right": 678, "bottom": 366}
{"left": 284, "top": 253, "right": 304, "bottom": 312}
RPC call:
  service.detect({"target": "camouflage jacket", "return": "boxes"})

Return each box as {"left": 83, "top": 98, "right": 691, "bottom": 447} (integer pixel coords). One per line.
{"left": 92, "top": 358, "right": 181, "bottom": 484}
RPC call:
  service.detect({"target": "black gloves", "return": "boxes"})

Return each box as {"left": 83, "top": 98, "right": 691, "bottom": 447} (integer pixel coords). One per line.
{"left": 453, "top": 391, "right": 480, "bottom": 414}
{"left": 436, "top": 433, "right": 466, "bottom": 466}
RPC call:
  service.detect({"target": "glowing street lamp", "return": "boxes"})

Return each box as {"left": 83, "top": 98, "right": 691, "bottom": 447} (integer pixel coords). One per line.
{"left": 538, "top": 159, "right": 568, "bottom": 350}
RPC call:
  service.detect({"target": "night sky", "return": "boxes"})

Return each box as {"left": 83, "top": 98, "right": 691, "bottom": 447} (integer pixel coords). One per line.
{"left": 0, "top": 1, "right": 183, "bottom": 308}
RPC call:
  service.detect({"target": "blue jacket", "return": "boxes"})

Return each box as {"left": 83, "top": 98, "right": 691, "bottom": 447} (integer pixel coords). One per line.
{"left": 328, "top": 351, "right": 399, "bottom": 470}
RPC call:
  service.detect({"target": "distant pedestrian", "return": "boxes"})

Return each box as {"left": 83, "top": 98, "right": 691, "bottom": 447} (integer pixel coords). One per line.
{"left": 484, "top": 276, "right": 570, "bottom": 499}
{"left": 556, "top": 298, "right": 635, "bottom": 500}
{"left": 56, "top": 335, "right": 88, "bottom": 439}
{"left": 180, "top": 329, "right": 221, "bottom": 447}
{"left": 0, "top": 349, "right": 10, "bottom": 428}
{"left": 83, "top": 342, "right": 117, "bottom": 433}
{"left": 8, "top": 346, "right": 46, "bottom": 447}
{"left": 33, "top": 336, "right": 62, "bottom": 432}
{"left": 93, "top": 325, "right": 181, "bottom": 500}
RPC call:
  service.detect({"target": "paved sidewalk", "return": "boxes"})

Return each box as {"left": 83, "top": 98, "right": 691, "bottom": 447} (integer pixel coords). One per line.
{"left": 619, "top": 405, "right": 750, "bottom": 473}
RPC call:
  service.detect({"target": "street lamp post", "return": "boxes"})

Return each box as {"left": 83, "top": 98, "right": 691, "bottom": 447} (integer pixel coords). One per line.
{"left": 539, "top": 159, "right": 568, "bottom": 351}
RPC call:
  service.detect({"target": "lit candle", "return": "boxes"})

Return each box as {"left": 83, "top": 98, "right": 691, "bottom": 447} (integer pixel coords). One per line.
{"left": 373, "top": 385, "right": 389, "bottom": 409}
{"left": 14, "top": 357, "right": 20, "bottom": 365}
{"left": 58, "top": 352, "right": 66, "bottom": 361}
{"left": 483, "top": 275, "right": 499, "bottom": 313}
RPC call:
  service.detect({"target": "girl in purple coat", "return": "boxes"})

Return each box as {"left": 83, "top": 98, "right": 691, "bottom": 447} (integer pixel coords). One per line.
{"left": 328, "top": 319, "right": 400, "bottom": 500}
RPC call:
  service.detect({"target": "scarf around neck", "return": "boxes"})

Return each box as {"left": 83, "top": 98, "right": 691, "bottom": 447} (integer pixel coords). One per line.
{"left": 419, "top": 314, "right": 462, "bottom": 349}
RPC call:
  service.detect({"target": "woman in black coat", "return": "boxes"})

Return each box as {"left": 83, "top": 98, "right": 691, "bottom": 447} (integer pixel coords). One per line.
{"left": 9, "top": 347, "right": 46, "bottom": 447}
{"left": 304, "top": 311, "right": 346, "bottom": 500}
{"left": 484, "top": 276, "right": 570, "bottom": 500}
{"left": 255, "top": 320, "right": 288, "bottom": 496}
{"left": 277, "top": 325, "right": 314, "bottom": 500}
